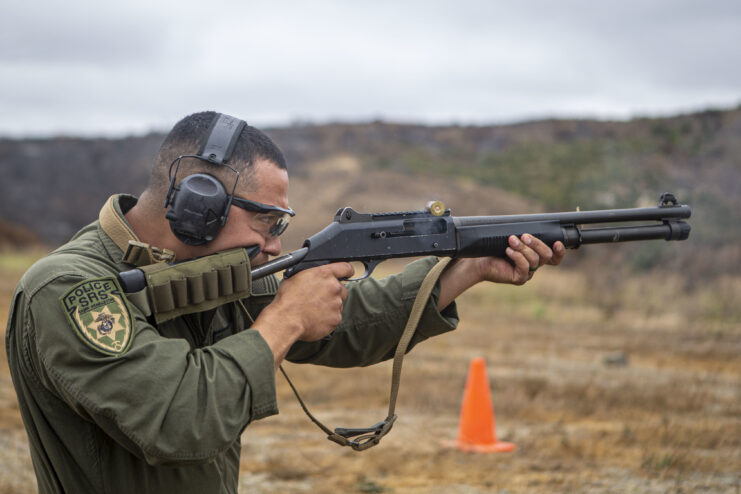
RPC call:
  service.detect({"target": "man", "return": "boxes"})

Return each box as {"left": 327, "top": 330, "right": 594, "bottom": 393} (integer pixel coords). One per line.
{"left": 6, "top": 112, "right": 565, "bottom": 493}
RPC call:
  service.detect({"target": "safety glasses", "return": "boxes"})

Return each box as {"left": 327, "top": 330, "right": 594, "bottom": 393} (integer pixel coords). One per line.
{"left": 230, "top": 197, "right": 295, "bottom": 237}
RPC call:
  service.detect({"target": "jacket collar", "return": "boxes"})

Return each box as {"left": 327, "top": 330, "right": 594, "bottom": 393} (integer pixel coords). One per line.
{"left": 98, "top": 195, "right": 175, "bottom": 267}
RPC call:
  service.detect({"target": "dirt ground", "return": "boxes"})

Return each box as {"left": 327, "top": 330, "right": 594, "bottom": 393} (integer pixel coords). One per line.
{"left": 0, "top": 255, "right": 739, "bottom": 493}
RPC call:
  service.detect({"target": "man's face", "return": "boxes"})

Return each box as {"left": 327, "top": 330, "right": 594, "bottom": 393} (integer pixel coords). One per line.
{"left": 199, "top": 158, "right": 290, "bottom": 265}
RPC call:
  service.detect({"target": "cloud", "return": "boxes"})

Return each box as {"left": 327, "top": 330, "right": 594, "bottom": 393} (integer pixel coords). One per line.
{"left": 1, "top": 0, "right": 739, "bottom": 136}
{"left": 0, "top": 2, "right": 172, "bottom": 65}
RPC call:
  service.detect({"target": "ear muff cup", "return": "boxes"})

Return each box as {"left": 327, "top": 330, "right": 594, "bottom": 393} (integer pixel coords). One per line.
{"left": 163, "top": 113, "right": 247, "bottom": 245}
{"left": 165, "top": 174, "right": 229, "bottom": 246}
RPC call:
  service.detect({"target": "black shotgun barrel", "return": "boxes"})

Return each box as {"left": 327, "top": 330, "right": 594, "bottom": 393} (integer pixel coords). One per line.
{"left": 454, "top": 204, "right": 691, "bottom": 227}
{"left": 452, "top": 199, "right": 691, "bottom": 258}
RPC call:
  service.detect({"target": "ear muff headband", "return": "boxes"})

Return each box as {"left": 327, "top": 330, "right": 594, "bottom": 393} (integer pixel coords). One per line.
{"left": 164, "top": 113, "right": 247, "bottom": 245}
{"left": 198, "top": 114, "right": 247, "bottom": 165}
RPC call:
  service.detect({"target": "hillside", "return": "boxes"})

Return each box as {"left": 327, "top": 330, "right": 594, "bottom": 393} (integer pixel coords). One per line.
{"left": 0, "top": 111, "right": 739, "bottom": 493}
{"left": 0, "top": 108, "right": 739, "bottom": 280}
{"left": 0, "top": 219, "right": 39, "bottom": 250}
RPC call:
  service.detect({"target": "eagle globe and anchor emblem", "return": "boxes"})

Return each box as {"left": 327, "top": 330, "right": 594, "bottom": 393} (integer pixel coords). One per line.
{"left": 93, "top": 310, "right": 116, "bottom": 335}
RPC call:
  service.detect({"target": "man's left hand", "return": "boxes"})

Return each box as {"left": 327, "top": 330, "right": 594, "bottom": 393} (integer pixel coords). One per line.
{"left": 436, "top": 234, "right": 566, "bottom": 310}
{"left": 476, "top": 234, "right": 566, "bottom": 286}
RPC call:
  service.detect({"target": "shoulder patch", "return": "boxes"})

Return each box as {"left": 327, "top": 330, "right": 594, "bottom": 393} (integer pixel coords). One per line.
{"left": 60, "top": 277, "right": 134, "bottom": 356}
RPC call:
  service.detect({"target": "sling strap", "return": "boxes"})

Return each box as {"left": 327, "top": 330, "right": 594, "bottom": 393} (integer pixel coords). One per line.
{"left": 277, "top": 257, "right": 452, "bottom": 451}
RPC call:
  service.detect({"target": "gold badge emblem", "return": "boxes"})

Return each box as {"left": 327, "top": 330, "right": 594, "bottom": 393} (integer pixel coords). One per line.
{"left": 60, "top": 277, "right": 133, "bottom": 355}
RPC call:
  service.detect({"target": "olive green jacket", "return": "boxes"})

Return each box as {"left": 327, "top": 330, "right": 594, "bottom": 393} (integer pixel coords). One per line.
{"left": 5, "top": 195, "right": 459, "bottom": 494}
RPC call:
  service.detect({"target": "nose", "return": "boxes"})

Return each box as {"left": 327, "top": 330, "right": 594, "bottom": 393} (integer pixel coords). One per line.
{"left": 262, "top": 235, "right": 281, "bottom": 257}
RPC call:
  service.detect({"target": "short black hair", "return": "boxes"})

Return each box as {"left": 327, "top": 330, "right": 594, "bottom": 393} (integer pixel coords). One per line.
{"left": 148, "top": 111, "right": 287, "bottom": 198}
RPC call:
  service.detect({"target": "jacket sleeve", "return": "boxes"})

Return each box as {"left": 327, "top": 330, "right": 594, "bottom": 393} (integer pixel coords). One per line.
{"left": 26, "top": 273, "right": 278, "bottom": 466}
{"left": 286, "top": 257, "right": 459, "bottom": 367}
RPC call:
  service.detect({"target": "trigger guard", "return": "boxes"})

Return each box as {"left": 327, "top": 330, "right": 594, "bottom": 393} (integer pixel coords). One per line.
{"left": 345, "top": 260, "right": 382, "bottom": 282}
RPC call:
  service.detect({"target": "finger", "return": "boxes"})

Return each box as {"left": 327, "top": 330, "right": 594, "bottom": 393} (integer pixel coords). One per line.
{"left": 339, "top": 283, "right": 349, "bottom": 302}
{"left": 326, "top": 262, "right": 355, "bottom": 280}
{"left": 550, "top": 241, "right": 566, "bottom": 265}
{"left": 506, "top": 246, "right": 530, "bottom": 285}
{"left": 521, "top": 234, "right": 554, "bottom": 267}
{"left": 509, "top": 235, "right": 540, "bottom": 270}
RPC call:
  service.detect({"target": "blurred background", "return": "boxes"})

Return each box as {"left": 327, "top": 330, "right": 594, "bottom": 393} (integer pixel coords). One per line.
{"left": 0, "top": 1, "right": 739, "bottom": 493}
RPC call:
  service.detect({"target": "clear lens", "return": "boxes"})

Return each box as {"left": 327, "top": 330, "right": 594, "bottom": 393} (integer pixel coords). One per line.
{"left": 230, "top": 196, "right": 294, "bottom": 238}
{"left": 270, "top": 213, "right": 291, "bottom": 236}
{"left": 249, "top": 212, "right": 291, "bottom": 237}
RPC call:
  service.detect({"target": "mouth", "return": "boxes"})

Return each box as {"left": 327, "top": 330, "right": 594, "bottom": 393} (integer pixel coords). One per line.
{"left": 249, "top": 253, "right": 270, "bottom": 267}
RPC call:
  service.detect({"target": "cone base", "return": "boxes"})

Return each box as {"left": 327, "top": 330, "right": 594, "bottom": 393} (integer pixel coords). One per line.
{"left": 442, "top": 439, "right": 516, "bottom": 453}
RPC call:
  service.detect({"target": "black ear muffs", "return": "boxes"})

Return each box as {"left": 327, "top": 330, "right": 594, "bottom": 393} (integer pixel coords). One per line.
{"left": 165, "top": 174, "right": 228, "bottom": 245}
{"left": 163, "top": 113, "right": 247, "bottom": 245}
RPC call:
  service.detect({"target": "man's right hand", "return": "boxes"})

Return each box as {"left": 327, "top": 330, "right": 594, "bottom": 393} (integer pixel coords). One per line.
{"left": 251, "top": 262, "right": 354, "bottom": 368}
{"left": 274, "top": 262, "right": 354, "bottom": 341}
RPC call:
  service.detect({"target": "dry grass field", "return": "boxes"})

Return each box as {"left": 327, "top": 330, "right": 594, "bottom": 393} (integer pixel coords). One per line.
{"left": 1, "top": 252, "right": 739, "bottom": 493}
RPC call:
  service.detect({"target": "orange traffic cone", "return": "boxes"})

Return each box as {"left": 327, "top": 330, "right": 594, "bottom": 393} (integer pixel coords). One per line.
{"left": 444, "top": 357, "right": 516, "bottom": 453}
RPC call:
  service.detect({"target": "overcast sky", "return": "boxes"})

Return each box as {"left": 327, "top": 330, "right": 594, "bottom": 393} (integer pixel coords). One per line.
{"left": 2, "top": 0, "right": 740, "bottom": 137}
